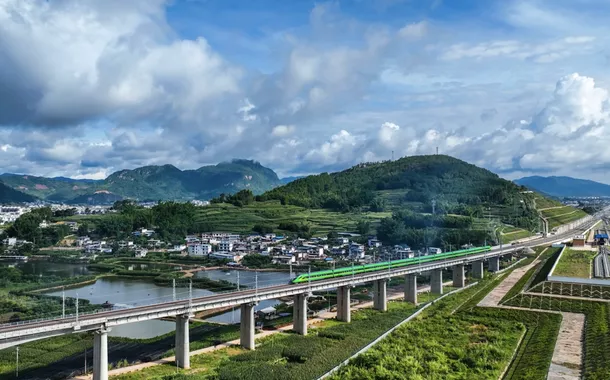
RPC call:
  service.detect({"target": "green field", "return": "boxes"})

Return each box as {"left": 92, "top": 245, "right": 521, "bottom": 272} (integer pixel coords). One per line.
{"left": 552, "top": 248, "right": 596, "bottom": 278}
{"left": 541, "top": 206, "right": 589, "bottom": 229}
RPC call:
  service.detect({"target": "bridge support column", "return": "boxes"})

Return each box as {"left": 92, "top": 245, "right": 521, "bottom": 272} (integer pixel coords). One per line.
{"left": 293, "top": 293, "right": 308, "bottom": 335}
{"left": 240, "top": 303, "right": 256, "bottom": 350}
{"left": 489, "top": 256, "right": 500, "bottom": 272}
{"left": 472, "top": 261, "right": 484, "bottom": 279}
{"left": 452, "top": 264, "right": 465, "bottom": 288}
{"left": 336, "top": 286, "right": 351, "bottom": 322}
{"left": 93, "top": 328, "right": 110, "bottom": 380}
{"left": 373, "top": 279, "right": 387, "bottom": 311}
{"left": 431, "top": 269, "right": 443, "bottom": 295}
{"left": 175, "top": 315, "right": 190, "bottom": 369}
{"left": 405, "top": 274, "right": 417, "bottom": 304}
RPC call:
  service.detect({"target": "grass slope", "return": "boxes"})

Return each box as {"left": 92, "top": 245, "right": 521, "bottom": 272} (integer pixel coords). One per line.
{"left": 553, "top": 248, "right": 596, "bottom": 278}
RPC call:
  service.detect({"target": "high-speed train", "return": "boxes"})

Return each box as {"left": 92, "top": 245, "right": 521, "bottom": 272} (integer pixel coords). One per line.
{"left": 291, "top": 245, "right": 492, "bottom": 284}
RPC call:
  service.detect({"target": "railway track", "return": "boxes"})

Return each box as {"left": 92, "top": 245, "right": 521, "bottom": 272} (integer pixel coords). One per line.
{"left": 594, "top": 220, "right": 610, "bottom": 278}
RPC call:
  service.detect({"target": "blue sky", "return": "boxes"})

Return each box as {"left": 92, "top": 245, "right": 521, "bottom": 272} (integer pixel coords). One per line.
{"left": 1, "top": 0, "right": 610, "bottom": 183}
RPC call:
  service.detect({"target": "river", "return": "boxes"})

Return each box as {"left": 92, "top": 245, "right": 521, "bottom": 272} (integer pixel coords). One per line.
{"left": 0, "top": 260, "right": 91, "bottom": 277}
{"left": 41, "top": 268, "right": 293, "bottom": 339}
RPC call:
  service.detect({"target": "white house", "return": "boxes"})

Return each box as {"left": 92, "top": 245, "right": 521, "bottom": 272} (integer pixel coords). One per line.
{"left": 349, "top": 243, "right": 365, "bottom": 259}
{"left": 368, "top": 238, "right": 382, "bottom": 248}
{"left": 170, "top": 244, "right": 187, "bottom": 253}
{"left": 188, "top": 243, "right": 212, "bottom": 256}
{"left": 135, "top": 248, "right": 148, "bottom": 258}
{"left": 210, "top": 251, "right": 241, "bottom": 262}
{"left": 219, "top": 240, "right": 234, "bottom": 252}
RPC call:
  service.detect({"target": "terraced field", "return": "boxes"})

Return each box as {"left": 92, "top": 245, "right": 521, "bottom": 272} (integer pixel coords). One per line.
{"left": 541, "top": 206, "right": 589, "bottom": 229}
{"left": 195, "top": 201, "right": 388, "bottom": 235}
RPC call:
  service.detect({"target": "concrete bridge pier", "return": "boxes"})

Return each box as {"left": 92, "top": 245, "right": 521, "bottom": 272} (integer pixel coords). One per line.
{"left": 452, "top": 264, "right": 465, "bottom": 288}
{"left": 240, "top": 303, "right": 256, "bottom": 350}
{"left": 489, "top": 256, "right": 500, "bottom": 272}
{"left": 175, "top": 315, "right": 190, "bottom": 369}
{"left": 293, "top": 293, "right": 308, "bottom": 335}
{"left": 93, "top": 327, "right": 110, "bottom": 380}
{"left": 373, "top": 279, "right": 388, "bottom": 312}
{"left": 431, "top": 269, "right": 443, "bottom": 295}
{"left": 336, "top": 286, "right": 351, "bottom": 322}
{"left": 404, "top": 274, "right": 417, "bottom": 304}
{"left": 472, "top": 261, "right": 484, "bottom": 279}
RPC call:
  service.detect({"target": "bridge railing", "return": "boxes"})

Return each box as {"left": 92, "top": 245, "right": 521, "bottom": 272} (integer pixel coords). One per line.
{"left": 0, "top": 248, "right": 524, "bottom": 330}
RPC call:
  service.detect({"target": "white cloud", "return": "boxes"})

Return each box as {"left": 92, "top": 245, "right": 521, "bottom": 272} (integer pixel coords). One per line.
{"left": 398, "top": 21, "right": 428, "bottom": 39}
{"left": 271, "top": 125, "right": 296, "bottom": 137}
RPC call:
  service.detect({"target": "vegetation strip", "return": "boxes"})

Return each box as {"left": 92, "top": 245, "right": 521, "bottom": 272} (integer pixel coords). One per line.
{"left": 318, "top": 282, "right": 478, "bottom": 379}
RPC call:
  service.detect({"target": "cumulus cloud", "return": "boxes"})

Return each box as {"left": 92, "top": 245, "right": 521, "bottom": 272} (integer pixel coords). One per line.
{"left": 398, "top": 21, "right": 428, "bottom": 39}
{"left": 0, "top": 0, "right": 242, "bottom": 126}
{"left": 1, "top": 0, "right": 609, "bottom": 182}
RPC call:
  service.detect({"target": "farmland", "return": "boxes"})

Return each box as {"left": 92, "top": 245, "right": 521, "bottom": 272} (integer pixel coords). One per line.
{"left": 195, "top": 201, "right": 389, "bottom": 235}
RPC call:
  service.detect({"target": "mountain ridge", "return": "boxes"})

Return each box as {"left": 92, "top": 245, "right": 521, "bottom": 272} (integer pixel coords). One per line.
{"left": 515, "top": 175, "right": 610, "bottom": 197}
{"left": 0, "top": 159, "right": 282, "bottom": 203}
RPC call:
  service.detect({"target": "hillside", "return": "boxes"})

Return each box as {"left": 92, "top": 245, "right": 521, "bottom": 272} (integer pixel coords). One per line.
{"left": 254, "top": 155, "right": 543, "bottom": 248}
{"left": 262, "top": 155, "right": 532, "bottom": 213}
{"left": 1, "top": 159, "right": 282, "bottom": 203}
{"left": 0, "top": 174, "right": 99, "bottom": 200}
{"left": 0, "top": 181, "right": 37, "bottom": 204}
{"left": 515, "top": 176, "right": 610, "bottom": 197}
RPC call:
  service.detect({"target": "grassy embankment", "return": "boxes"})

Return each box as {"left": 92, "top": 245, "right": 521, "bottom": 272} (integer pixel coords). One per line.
{"left": 541, "top": 206, "right": 589, "bottom": 230}
{"left": 504, "top": 295, "right": 610, "bottom": 379}
{"left": 499, "top": 246, "right": 610, "bottom": 379}
{"left": 552, "top": 248, "right": 596, "bottom": 278}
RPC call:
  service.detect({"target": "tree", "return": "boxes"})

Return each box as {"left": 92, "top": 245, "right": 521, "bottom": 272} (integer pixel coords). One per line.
{"left": 369, "top": 197, "right": 385, "bottom": 212}
{"left": 77, "top": 223, "right": 89, "bottom": 236}
{"left": 377, "top": 218, "right": 406, "bottom": 245}
{"left": 252, "top": 224, "right": 274, "bottom": 234}
{"left": 356, "top": 220, "right": 371, "bottom": 236}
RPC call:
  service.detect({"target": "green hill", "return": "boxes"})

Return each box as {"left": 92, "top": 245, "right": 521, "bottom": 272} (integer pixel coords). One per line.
{"left": 0, "top": 181, "right": 37, "bottom": 203}
{"left": 1, "top": 159, "right": 282, "bottom": 203}
{"left": 237, "top": 155, "right": 546, "bottom": 248}
{"left": 261, "top": 155, "right": 534, "bottom": 216}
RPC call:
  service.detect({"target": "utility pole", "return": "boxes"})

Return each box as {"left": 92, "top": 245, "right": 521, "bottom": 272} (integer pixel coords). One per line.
{"left": 432, "top": 200, "right": 436, "bottom": 215}
{"left": 84, "top": 348, "right": 87, "bottom": 376}
{"left": 255, "top": 270, "right": 258, "bottom": 297}
{"left": 189, "top": 280, "right": 193, "bottom": 314}
{"left": 237, "top": 271, "right": 240, "bottom": 291}
{"left": 172, "top": 279, "right": 176, "bottom": 302}
{"left": 289, "top": 261, "right": 293, "bottom": 279}
{"left": 15, "top": 347, "right": 18, "bottom": 379}
{"left": 75, "top": 293, "right": 79, "bottom": 324}
{"left": 308, "top": 266, "right": 311, "bottom": 294}
{"left": 62, "top": 287, "right": 65, "bottom": 318}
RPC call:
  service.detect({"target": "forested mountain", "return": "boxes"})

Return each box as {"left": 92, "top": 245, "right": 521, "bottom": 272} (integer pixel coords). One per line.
{"left": 232, "top": 155, "right": 542, "bottom": 249}
{"left": 261, "top": 155, "right": 530, "bottom": 212}
{"left": 1, "top": 159, "right": 282, "bottom": 203}
{"left": 0, "top": 182, "right": 37, "bottom": 203}
{"left": 515, "top": 176, "right": 610, "bottom": 197}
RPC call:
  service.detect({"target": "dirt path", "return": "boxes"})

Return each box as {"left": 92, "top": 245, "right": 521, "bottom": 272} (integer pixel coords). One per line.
{"left": 548, "top": 312, "right": 584, "bottom": 380}
{"left": 73, "top": 282, "right": 448, "bottom": 379}
{"left": 477, "top": 255, "right": 584, "bottom": 380}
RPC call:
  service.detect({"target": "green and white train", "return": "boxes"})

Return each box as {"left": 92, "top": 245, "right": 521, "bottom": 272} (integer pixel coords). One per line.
{"left": 291, "top": 246, "right": 492, "bottom": 284}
